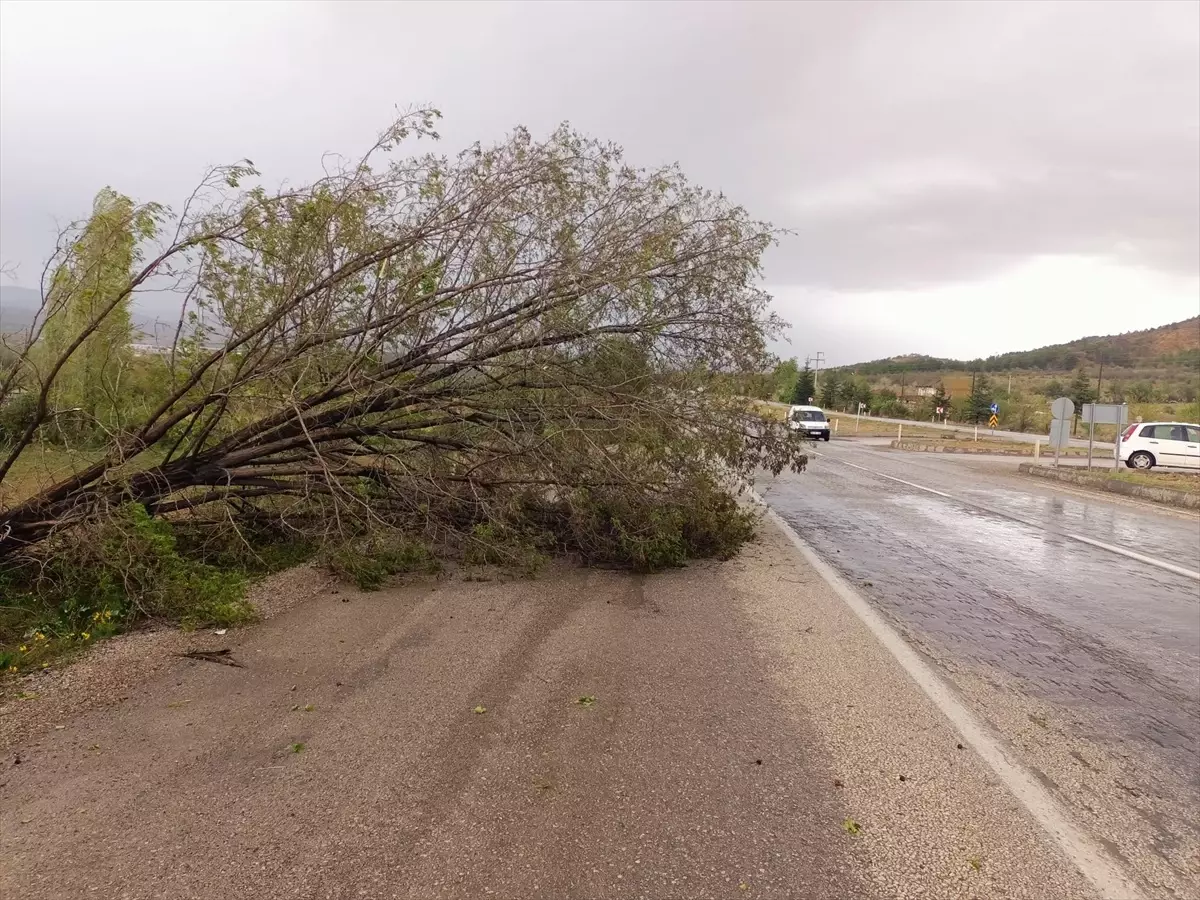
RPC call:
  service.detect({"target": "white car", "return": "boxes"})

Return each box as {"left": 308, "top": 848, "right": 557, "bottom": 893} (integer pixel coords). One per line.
{"left": 1118, "top": 421, "right": 1200, "bottom": 470}
{"left": 788, "top": 405, "right": 831, "bottom": 441}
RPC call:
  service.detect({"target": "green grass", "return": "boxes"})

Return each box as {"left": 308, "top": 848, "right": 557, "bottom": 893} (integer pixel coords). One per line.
{"left": 0, "top": 444, "right": 95, "bottom": 507}
{"left": 1106, "top": 469, "right": 1199, "bottom": 494}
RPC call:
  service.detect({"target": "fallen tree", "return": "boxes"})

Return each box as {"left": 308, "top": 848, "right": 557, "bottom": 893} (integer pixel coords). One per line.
{"left": 0, "top": 109, "right": 804, "bottom": 564}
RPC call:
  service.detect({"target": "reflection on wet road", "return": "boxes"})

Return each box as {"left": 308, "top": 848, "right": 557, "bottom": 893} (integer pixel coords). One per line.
{"left": 755, "top": 441, "right": 1200, "bottom": 891}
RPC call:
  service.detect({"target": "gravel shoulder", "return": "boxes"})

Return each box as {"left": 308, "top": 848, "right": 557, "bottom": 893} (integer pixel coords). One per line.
{"left": 1, "top": 519, "right": 1098, "bottom": 899}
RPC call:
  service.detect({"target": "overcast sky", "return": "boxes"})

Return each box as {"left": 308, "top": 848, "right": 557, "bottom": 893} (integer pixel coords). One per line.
{"left": 2, "top": 0, "right": 1197, "bottom": 364}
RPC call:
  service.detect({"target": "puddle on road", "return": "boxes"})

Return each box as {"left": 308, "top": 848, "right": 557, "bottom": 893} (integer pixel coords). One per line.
{"left": 888, "top": 494, "right": 1068, "bottom": 574}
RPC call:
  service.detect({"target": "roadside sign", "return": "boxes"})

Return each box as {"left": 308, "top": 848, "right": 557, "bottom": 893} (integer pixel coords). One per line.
{"left": 1080, "top": 403, "right": 1128, "bottom": 472}
{"left": 1081, "top": 403, "right": 1128, "bottom": 425}
{"left": 989, "top": 403, "right": 999, "bottom": 414}
{"left": 988, "top": 414, "right": 999, "bottom": 428}
{"left": 1048, "top": 418, "right": 1071, "bottom": 448}
{"left": 936, "top": 406, "right": 944, "bottom": 415}
{"left": 1050, "top": 396, "right": 1074, "bottom": 419}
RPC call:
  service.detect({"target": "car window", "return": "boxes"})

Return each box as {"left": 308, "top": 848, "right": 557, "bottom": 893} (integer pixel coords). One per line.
{"left": 1139, "top": 425, "right": 1157, "bottom": 438}
{"left": 1187, "top": 426, "right": 1200, "bottom": 443}
{"left": 792, "top": 410, "right": 826, "bottom": 422}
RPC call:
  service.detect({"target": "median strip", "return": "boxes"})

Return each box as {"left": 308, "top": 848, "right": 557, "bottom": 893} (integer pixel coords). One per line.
{"left": 1018, "top": 464, "right": 1200, "bottom": 511}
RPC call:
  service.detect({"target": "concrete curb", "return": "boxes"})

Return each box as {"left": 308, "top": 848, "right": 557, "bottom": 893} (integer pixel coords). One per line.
{"left": 890, "top": 440, "right": 1031, "bottom": 456}
{"left": 1018, "top": 463, "right": 1200, "bottom": 510}
{"left": 889, "top": 440, "right": 1090, "bottom": 458}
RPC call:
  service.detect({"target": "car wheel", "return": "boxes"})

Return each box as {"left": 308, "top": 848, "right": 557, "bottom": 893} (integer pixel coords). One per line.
{"left": 823, "top": 434, "right": 830, "bottom": 441}
{"left": 1129, "top": 451, "right": 1155, "bottom": 470}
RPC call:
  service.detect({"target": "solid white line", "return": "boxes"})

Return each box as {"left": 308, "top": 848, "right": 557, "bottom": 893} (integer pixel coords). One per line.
{"left": 812, "top": 449, "right": 1200, "bottom": 582}
{"left": 751, "top": 493, "right": 1146, "bottom": 900}
{"left": 1062, "top": 533, "right": 1200, "bottom": 580}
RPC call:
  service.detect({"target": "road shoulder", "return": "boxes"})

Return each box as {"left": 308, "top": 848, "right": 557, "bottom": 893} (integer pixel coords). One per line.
{"left": 2, "top": 518, "right": 1099, "bottom": 899}
{"left": 729, "top": 521, "right": 1101, "bottom": 900}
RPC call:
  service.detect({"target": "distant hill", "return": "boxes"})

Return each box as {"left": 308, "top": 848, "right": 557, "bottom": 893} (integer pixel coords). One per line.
{"left": 1, "top": 285, "right": 160, "bottom": 341}
{"left": 0, "top": 285, "right": 42, "bottom": 334}
{"left": 842, "top": 317, "right": 1200, "bottom": 376}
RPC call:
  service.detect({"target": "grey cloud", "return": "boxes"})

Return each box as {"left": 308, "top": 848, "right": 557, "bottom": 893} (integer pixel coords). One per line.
{"left": 1, "top": 0, "right": 1195, "bottom": 316}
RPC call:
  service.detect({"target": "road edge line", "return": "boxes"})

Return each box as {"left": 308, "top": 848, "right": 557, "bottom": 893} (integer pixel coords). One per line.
{"left": 749, "top": 491, "right": 1145, "bottom": 900}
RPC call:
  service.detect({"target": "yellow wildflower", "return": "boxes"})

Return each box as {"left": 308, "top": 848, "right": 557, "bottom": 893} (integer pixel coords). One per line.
{"left": 19, "top": 645, "right": 28, "bottom": 653}
{"left": 34, "top": 632, "right": 47, "bottom": 642}
{"left": 81, "top": 632, "right": 91, "bottom": 641}
{"left": 6, "top": 665, "right": 16, "bottom": 673}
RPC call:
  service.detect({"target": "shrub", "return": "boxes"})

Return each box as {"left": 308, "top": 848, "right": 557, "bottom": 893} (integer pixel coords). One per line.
{"left": 173, "top": 518, "right": 315, "bottom": 577}
{"left": 461, "top": 522, "right": 548, "bottom": 576}
{"left": 20, "top": 503, "right": 252, "bottom": 629}
{"left": 0, "top": 393, "right": 38, "bottom": 446}
{"left": 0, "top": 503, "right": 256, "bottom": 672}
{"left": 324, "top": 534, "right": 441, "bottom": 591}
{"left": 560, "top": 474, "right": 758, "bottom": 572}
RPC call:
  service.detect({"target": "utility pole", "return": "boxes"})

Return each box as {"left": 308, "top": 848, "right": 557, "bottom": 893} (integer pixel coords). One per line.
{"left": 970, "top": 368, "right": 977, "bottom": 424}
{"left": 1095, "top": 358, "right": 1104, "bottom": 403}
{"left": 812, "top": 351, "right": 825, "bottom": 404}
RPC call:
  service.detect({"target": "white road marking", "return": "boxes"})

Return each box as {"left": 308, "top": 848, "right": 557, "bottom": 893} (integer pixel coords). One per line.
{"left": 810, "top": 448, "right": 1200, "bottom": 582}
{"left": 751, "top": 492, "right": 1147, "bottom": 900}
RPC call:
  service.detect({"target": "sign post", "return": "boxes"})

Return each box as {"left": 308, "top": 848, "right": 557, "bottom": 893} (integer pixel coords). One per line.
{"left": 1081, "top": 403, "right": 1129, "bottom": 472}
{"left": 1049, "top": 397, "right": 1075, "bottom": 468}
{"left": 1087, "top": 413, "right": 1095, "bottom": 470}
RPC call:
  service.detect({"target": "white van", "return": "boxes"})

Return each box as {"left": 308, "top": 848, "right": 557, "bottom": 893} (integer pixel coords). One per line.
{"left": 788, "top": 405, "right": 831, "bottom": 441}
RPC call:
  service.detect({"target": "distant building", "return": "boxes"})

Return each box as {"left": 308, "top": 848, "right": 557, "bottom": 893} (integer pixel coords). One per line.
{"left": 129, "top": 343, "right": 171, "bottom": 356}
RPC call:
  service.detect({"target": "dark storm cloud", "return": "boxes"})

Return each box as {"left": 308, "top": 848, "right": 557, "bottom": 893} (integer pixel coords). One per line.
{"left": 1, "top": 0, "right": 1196, "bottom": 312}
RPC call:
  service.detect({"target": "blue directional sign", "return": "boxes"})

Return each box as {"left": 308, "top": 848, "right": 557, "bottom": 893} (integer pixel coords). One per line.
{"left": 989, "top": 403, "right": 999, "bottom": 414}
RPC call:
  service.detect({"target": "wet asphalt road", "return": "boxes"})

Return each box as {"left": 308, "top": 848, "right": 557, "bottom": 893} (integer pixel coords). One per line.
{"left": 755, "top": 442, "right": 1200, "bottom": 891}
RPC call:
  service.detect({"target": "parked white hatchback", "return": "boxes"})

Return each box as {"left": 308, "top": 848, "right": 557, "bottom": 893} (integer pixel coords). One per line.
{"left": 1118, "top": 422, "right": 1200, "bottom": 470}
